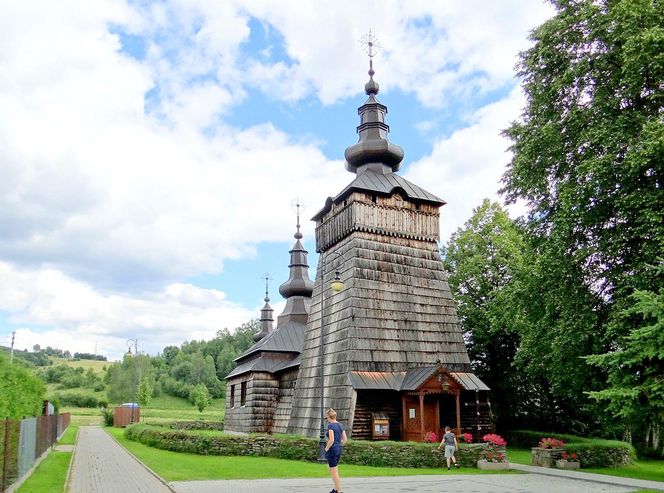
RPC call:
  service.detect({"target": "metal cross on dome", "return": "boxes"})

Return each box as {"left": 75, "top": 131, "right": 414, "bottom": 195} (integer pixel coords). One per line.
{"left": 262, "top": 272, "right": 272, "bottom": 300}
{"left": 290, "top": 197, "right": 306, "bottom": 237}
{"left": 360, "top": 29, "right": 382, "bottom": 58}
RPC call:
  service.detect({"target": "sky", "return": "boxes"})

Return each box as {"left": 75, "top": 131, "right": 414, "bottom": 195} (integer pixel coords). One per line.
{"left": 0, "top": 0, "right": 555, "bottom": 361}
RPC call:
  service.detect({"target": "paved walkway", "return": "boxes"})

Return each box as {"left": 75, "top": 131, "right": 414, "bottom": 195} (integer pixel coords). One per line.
{"left": 66, "top": 427, "right": 664, "bottom": 493}
{"left": 511, "top": 463, "right": 664, "bottom": 491}
{"left": 171, "top": 474, "right": 641, "bottom": 493}
{"left": 67, "top": 426, "right": 174, "bottom": 493}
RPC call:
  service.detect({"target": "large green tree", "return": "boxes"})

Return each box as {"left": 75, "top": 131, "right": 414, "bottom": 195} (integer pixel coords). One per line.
{"left": 501, "top": 0, "right": 663, "bottom": 434}
{"left": 442, "top": 199, "right": 526, "bottom": 428}
{"left": 503, "top": 0, "right": 663, "bottom": 300}
{"left": 0, "top": 353, "right": 45, "bottom": 418}
{"left": 587, "top": 262, "right": 664, "bottom": 454}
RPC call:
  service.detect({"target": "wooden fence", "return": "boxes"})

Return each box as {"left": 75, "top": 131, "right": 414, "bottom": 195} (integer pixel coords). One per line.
{"left": 1, "top": 413, "right": 70, "bottom": 492}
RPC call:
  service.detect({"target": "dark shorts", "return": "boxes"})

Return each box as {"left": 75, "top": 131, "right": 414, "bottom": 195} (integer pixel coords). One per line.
{"left": 326, "top": 446, "right": 342, "bottom": 467}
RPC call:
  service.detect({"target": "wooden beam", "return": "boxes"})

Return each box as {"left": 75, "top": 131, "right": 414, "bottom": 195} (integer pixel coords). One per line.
{"left": 419, "top": 391, "right": 425, "bottom": 442}
{"left": 455, "top": 392, "right": 461, "bottom": 434}
{"left": 401, "top": 394, "right": 407, "bottom": 441}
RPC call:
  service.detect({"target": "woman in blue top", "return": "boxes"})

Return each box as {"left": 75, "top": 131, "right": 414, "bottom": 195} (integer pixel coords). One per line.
{"left": 324, "top": 408, "right": 347, "bottom": 493}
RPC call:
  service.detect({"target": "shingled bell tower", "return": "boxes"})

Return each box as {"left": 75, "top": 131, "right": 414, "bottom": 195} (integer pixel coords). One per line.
{"left": 287, "top": 36, "right": 491, "bottom": 442}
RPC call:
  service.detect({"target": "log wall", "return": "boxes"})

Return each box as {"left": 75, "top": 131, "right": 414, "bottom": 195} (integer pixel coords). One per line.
{"left": 351, "top": 390, "right": 402, "bottom": 441}
{"left": 224, "top": 372, "right": 279, "bottom": 433}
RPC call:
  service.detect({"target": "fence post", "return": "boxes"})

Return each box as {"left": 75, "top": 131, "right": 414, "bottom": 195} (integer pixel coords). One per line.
{"left": 2, "top": 418, "right": 10, "bottom": 493}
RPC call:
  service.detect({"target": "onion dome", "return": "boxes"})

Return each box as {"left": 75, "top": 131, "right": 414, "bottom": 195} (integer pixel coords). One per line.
{"left": 344, "top": 59, "right": 404, "bottom": 174}
{"left": 253, "top": 278, "right": 274, "bottom": 342}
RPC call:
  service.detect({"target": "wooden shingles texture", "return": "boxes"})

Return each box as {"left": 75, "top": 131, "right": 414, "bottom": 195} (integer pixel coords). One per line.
{"left": 287, "top": 231, "right": 472, "bottom": 437}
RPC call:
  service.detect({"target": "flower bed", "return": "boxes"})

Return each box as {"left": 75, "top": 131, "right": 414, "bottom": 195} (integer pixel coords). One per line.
{"left": 125, "top": 424, "right": 488, "bottom": 468}
{"left": 510, "top": 430, "right": 635, "bottom": 468}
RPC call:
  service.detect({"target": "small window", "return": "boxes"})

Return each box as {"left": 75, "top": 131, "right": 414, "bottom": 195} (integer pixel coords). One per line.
{"left": 408, "top": 408, "right": 416, "bottom": 419}
{"left": 230, "top": 385, "right": 235, "bottom": 408}
{"left": 240, "top": 381, "right": 247, "bottom": 406}
{"left": 371, "top": 194, "right": 377, "bottom": 204}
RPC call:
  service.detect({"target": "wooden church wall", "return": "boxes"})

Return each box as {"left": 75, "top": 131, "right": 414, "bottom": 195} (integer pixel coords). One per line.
{"left": 272, "top": 368, "right": 299, "bottom": 434}
{"left": 351, "top": 390, "right": 402, "bottom": 441}
{"left": 224, "top": 373, "right": 279, "bottom": 433}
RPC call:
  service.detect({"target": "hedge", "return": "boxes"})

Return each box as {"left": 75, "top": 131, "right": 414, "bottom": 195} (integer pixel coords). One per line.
{"left": 169, "top": 421, "right": 225, "bottom": 431}
{"left": 125, "top": 425, "right": 494, "bottom": 468}
{"left": 505, "top": 430, "right": 635, "bottom": 468}
{"left": 504, "top": 430, "right": 586, "bottom": 448}
{"left": 565, "top": 441, "right": 636, "bottom": 468}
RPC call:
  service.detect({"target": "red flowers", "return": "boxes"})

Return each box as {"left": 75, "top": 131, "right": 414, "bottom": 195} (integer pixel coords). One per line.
{"left": 538, "top": 437, "right": 565, "bottom": 449}
{"left": 482, "top": 433, "right": 507, "bottom": 447}
{"left": 459, "top": 433, "right": 473, "bottom": 443}
{"left": 562, "top": 451, "right": 579, "bottom": 462}
{"left": 424, "top": 431, "right": 438, "bottom": 443}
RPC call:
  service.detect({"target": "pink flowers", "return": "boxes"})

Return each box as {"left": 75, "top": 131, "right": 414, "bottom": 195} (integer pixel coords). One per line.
{"left": 459, "top": 433, "right": 473, "bottom": 443}
{"left": 480, "top": 449, "right": 506, "bottom": 463}
{"left": 562, "top": 451, "right": 579, "bottom": 462}
{"left": 482, "top": 433, "right": 507, "bottom": 447}
{"left": 538, "top": 437, "right": 565, "bottom": 449}
{"left": 424, "top": 431, "right": 438, "bottom": 443}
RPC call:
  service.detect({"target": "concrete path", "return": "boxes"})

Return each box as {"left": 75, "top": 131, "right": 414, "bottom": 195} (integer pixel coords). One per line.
{"left": 171, "top": 473, "right": 641, "bottom": 493}
{"left": 511, "top": 463, "right": 664, "bottom": 492}
{"left": 67, "top": 426, "right": 174, "bottom": 493}
{"left": 66, "top": 428, "right": 664, "bottom": 493}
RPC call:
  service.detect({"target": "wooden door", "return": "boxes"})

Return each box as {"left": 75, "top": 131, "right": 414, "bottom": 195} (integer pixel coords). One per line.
{"left": 403, "top": 395, "right": 437, "bottom": 442}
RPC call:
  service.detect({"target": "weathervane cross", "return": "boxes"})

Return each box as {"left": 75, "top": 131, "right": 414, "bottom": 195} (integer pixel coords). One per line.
{"left": 262, "top": 272, "right": 272, "bottom": 300}
{"left": 360, "top": 29, "right": 381, "bottom": 59}
{"left": 290, "top": 197, "right": 306, "bottom": 238}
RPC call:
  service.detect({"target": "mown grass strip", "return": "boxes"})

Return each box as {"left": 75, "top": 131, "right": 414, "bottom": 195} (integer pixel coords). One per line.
{"left": 508, "top": 447, "right": 664, "bottom": 482}
{"left": 15, "top": 451, "right": 71, "bottom": 493}
{"left": 107, "top": 427, "right": 514, "bottom": 481}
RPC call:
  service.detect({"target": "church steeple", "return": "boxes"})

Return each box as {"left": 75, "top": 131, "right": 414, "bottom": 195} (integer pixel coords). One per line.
{"left": 277, "top": 201, "right": 314, "bottom": 325}
{"left": 253, "top": 274, "right": 274, "bottom": 342}
{"left": 344, "top": 31, "right": 404, "bottom": 175}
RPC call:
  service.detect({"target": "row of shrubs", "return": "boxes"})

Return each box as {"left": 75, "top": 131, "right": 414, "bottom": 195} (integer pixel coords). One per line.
{"left": 170, "top": 421, "right": 225, "bottom": 431}
{"left": 507, "top": 430, "right": 636, "bottom": 468}
{"left": 125, "top": 424, "right": 491, "bottom": 468}
{"left": 50, "top": 391, "right": 108, "bottom": 409}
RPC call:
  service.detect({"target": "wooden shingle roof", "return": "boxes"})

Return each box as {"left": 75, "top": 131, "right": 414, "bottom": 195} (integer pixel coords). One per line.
{"left": 349, "top": 368, "right": 489, "bottom": 392}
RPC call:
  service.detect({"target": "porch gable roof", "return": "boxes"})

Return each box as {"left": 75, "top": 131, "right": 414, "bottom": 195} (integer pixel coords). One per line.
{"left": 349, "top": 367, "right": 489, "bottom": 392}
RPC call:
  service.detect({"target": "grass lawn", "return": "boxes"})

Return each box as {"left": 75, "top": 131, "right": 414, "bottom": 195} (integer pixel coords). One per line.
{"left": 50, "top": 356, "right": 110, "bottom": 373}
{"left": 107, "top": 427, "right": 516, "bottom": 481}
{"left": 583, "top": 460, "right": 664, "bottom": 483}
{"left": 508, "top": 447, "right": 664, "bottom": 483}
{"left": 15, "top": 451, "right": 71, "bottom": 493}
{"left": 139, "top": 395, "right": 225, "bottom": 423}
{"left": 58, "top": 422, "right": 79, "bottom": 445}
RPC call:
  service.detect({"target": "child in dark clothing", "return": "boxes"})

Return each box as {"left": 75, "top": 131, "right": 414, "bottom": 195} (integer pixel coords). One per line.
{"left": 324, "top": 408, "right": 348, "bottom": 493}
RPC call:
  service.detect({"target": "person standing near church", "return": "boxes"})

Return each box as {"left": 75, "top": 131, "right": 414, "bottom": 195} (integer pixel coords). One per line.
{"left": 324, "top": 408, "right": 347, "bottom": 493}
{"left": 438, "top": 426, "right": 460, "bottom": 470}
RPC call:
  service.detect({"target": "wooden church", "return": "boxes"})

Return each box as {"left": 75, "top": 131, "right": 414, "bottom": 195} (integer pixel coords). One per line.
{"left": 225, "top": 58, "right": 492, "bottom": 442}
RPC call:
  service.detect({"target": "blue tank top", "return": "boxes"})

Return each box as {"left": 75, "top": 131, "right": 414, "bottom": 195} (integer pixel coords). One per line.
{"left": 326, "top": 422, "right": 344, "bottom": 446}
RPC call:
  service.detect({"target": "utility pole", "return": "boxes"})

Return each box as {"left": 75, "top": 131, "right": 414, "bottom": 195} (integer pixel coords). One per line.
{"left": 9, "top": 331, "right": 15, "bottom": 364}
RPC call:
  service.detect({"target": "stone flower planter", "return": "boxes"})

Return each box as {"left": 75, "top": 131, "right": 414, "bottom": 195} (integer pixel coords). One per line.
{"left": 556, "top": 459, "right": 580, "bottom": 469}
{"left": 477, "top": 460, "right": 510, "bottom": 470}
{"left": 531, "top": 447, "right": 564, "bottom": 468}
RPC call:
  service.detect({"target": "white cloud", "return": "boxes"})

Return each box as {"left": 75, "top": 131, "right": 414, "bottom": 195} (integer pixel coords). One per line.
{"left": 405, "top": 86, "right": 527, "bottom": 242}
{"left": 0, "top": 0, "right": 552, "bottom": 354}
{"left": 0, "top": 261, "right": 254, "bottom": 359}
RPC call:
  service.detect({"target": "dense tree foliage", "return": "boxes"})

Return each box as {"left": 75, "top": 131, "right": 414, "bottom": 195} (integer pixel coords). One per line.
{"left": 104, "top": 320, "right": 258, "bottom": 404}
{"left": 491, "top": 0, "right": 663, "bottom": 446}
{"left": 0, "top": 353, "right": 45, "bottom": 418}
{"left": 587, "top": 262, "right": 664, "bottom": 455}
{"left": 442, "top": 200, "right": 526, "bottom": 429}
